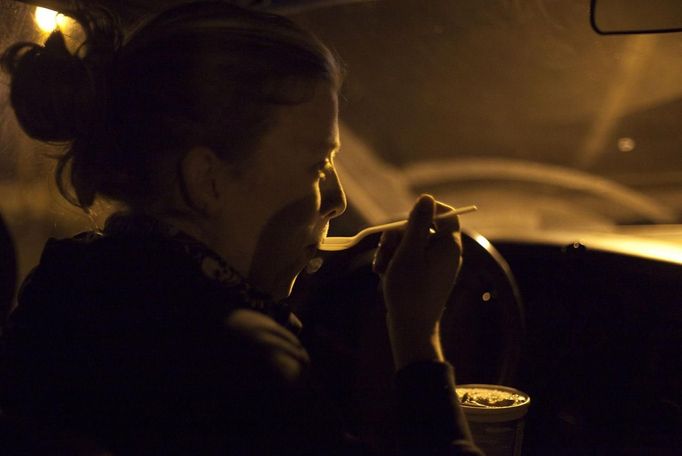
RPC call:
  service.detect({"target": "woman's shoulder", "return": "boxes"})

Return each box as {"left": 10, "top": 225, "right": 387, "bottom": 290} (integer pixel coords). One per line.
{"left": 26, "top": 231, "right": 198, "bottom": 291}
{"left": 12, "top": 230, "right": 300, "bottom": 353}
{"left": 3, "top": 231, "right": 308, "bottom": 388}
{"left": 11, "top": 231, "right": 226, "bottom": 339}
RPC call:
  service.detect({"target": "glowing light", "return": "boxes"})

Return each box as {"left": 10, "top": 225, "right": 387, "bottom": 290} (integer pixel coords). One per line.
{"left": 618, "top": 137, "right": 636, "bottom": 152}
{"left": 481, "top": 292, "right": 492, "bottom": 302}
{"left": 34, "top": 7, "right": 67, "bottom": 33}
{"left": 473, "top": 233, "right": 492, "bottom": 251}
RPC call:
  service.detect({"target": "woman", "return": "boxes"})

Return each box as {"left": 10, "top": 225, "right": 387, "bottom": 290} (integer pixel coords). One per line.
{"left": 0, "top": 2, "right": 481, "bottom": 454}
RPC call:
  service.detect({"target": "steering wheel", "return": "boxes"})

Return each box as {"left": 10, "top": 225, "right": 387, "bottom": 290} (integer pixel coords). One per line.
{"left": 289, "top": 229, "right": 524, "bottom": 442}
{"left": 442, "top": 230, "right": 524, "bottom": 385}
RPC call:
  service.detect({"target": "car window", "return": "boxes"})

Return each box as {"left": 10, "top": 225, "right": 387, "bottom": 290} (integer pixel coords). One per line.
{"left": 293, "top": 0, "right": 682, "bottom": 230}
{"left": 1, "top": 0, "right": 682, "bottom": 281}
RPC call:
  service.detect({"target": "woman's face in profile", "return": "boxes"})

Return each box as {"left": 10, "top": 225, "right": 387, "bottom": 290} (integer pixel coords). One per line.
{"left": 212, "top": 82, "right": 347, "bottom": 300}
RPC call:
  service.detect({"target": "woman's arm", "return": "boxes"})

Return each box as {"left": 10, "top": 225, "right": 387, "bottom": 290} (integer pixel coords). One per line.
{"left": 372, "top": 195, "right": 482, "bottom": 454}
{"left": 222, "top": 307, "right": 482, "bottom": 455}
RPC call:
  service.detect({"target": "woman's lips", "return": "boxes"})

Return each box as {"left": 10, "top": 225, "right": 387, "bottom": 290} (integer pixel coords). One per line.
{"left": 305, "top": 223, "right": 329, "bottom": 251}
{"left": 308, "top": 235, "right": 326, "bottom": 250}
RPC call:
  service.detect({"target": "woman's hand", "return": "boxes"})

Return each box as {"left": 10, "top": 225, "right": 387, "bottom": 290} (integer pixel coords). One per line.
{"left": 372, "top": 194, "right": 463, "bottom": 370}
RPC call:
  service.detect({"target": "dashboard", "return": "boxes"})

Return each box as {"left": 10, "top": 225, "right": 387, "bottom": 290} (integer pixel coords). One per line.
{"left": 291, "top": 228, "right": 682, "bottom": 454}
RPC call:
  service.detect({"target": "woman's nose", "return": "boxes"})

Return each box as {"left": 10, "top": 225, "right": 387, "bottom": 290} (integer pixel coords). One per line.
{"left": 321, "top": 168, "right": 347, "bottom": 219}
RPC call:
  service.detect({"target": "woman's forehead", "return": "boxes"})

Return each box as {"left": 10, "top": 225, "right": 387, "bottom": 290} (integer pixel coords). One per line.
{"left": 267, "top": 86, "right": 339, "bottom": 152}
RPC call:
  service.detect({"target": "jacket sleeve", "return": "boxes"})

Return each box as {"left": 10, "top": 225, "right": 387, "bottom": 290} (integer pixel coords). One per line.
{"left": 395, "top": 361, "right": 484, "bottom": 455}
{"left": 222, "top": 309, "right": 483, "bottom": 455}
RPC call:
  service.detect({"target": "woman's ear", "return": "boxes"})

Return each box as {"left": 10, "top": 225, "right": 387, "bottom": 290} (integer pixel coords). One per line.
{"left": 178, "top": 146, "right": 224, "bottom": 217}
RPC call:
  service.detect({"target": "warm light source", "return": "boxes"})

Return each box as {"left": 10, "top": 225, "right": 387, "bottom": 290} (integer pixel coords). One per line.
{"left": 618, "top": 137, "right": 636, "bottom": 153}
{"left": 34, "top": 7, "right": 67, "bottom": 33}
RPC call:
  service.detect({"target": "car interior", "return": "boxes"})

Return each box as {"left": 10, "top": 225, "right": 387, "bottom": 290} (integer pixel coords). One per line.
{"left": 0, "top": 1, "right": 680, "bottom": 454}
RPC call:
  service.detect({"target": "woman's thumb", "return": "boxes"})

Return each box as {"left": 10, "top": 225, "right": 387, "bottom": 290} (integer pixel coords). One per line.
{"left": 399, "top": 194, "right": 435, "bottom": 253}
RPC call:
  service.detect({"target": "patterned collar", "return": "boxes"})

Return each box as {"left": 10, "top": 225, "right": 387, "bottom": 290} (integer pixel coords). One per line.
{"left": 102, "top": 213, "right": 299, "bottom": 331}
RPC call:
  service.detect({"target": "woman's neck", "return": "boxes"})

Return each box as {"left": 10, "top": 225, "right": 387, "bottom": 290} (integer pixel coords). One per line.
{"left": 151, "top": 209, "right": 253, "bottom": 283}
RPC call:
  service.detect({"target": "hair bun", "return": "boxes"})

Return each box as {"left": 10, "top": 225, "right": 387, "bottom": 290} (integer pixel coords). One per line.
{"left": 1, "top": 30, "right": 97, "bottom": 142}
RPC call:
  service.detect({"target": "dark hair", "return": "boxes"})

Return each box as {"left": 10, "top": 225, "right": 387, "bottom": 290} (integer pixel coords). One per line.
{"left": 1, "top": 2, "right": 342, "bottom": 209}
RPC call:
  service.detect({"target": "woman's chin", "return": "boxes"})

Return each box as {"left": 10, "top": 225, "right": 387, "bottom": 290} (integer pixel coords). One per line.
{"left": 250, "top": 247, "right": 319, "bottom": 301}
{"left": 272, "top": 275, "right": 300, "bottom": 302}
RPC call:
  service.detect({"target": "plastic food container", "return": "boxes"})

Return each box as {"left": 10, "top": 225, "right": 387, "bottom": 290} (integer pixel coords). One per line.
{"left": 456, "top": 384, "right": 531, "bottom": 456}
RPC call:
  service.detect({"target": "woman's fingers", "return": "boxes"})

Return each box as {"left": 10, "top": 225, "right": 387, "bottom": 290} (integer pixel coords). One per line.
{"left": 373, "top": 195, "right": 462, "bottom": 275}
{"left": 374, "top": 195, "right": 435, "bottom": 275}
{"left": 379, "top": 195, "right": 464, "bottom": 369}
{"left": 433, "top": 200, "right": 461, "bottom": 234}
{"left": 398, "top": 194, "right": 435, "bottom": 253}
{"left": 435, "top": 201, "right": 455, "bottom": 214}
{"left": 373, "top": 229, "right": 401, "bottom": 274}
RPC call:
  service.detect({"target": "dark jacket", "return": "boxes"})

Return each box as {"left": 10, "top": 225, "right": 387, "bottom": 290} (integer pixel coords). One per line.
{"left": 0, "top": 214, "right": 482, "bottom": 455}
